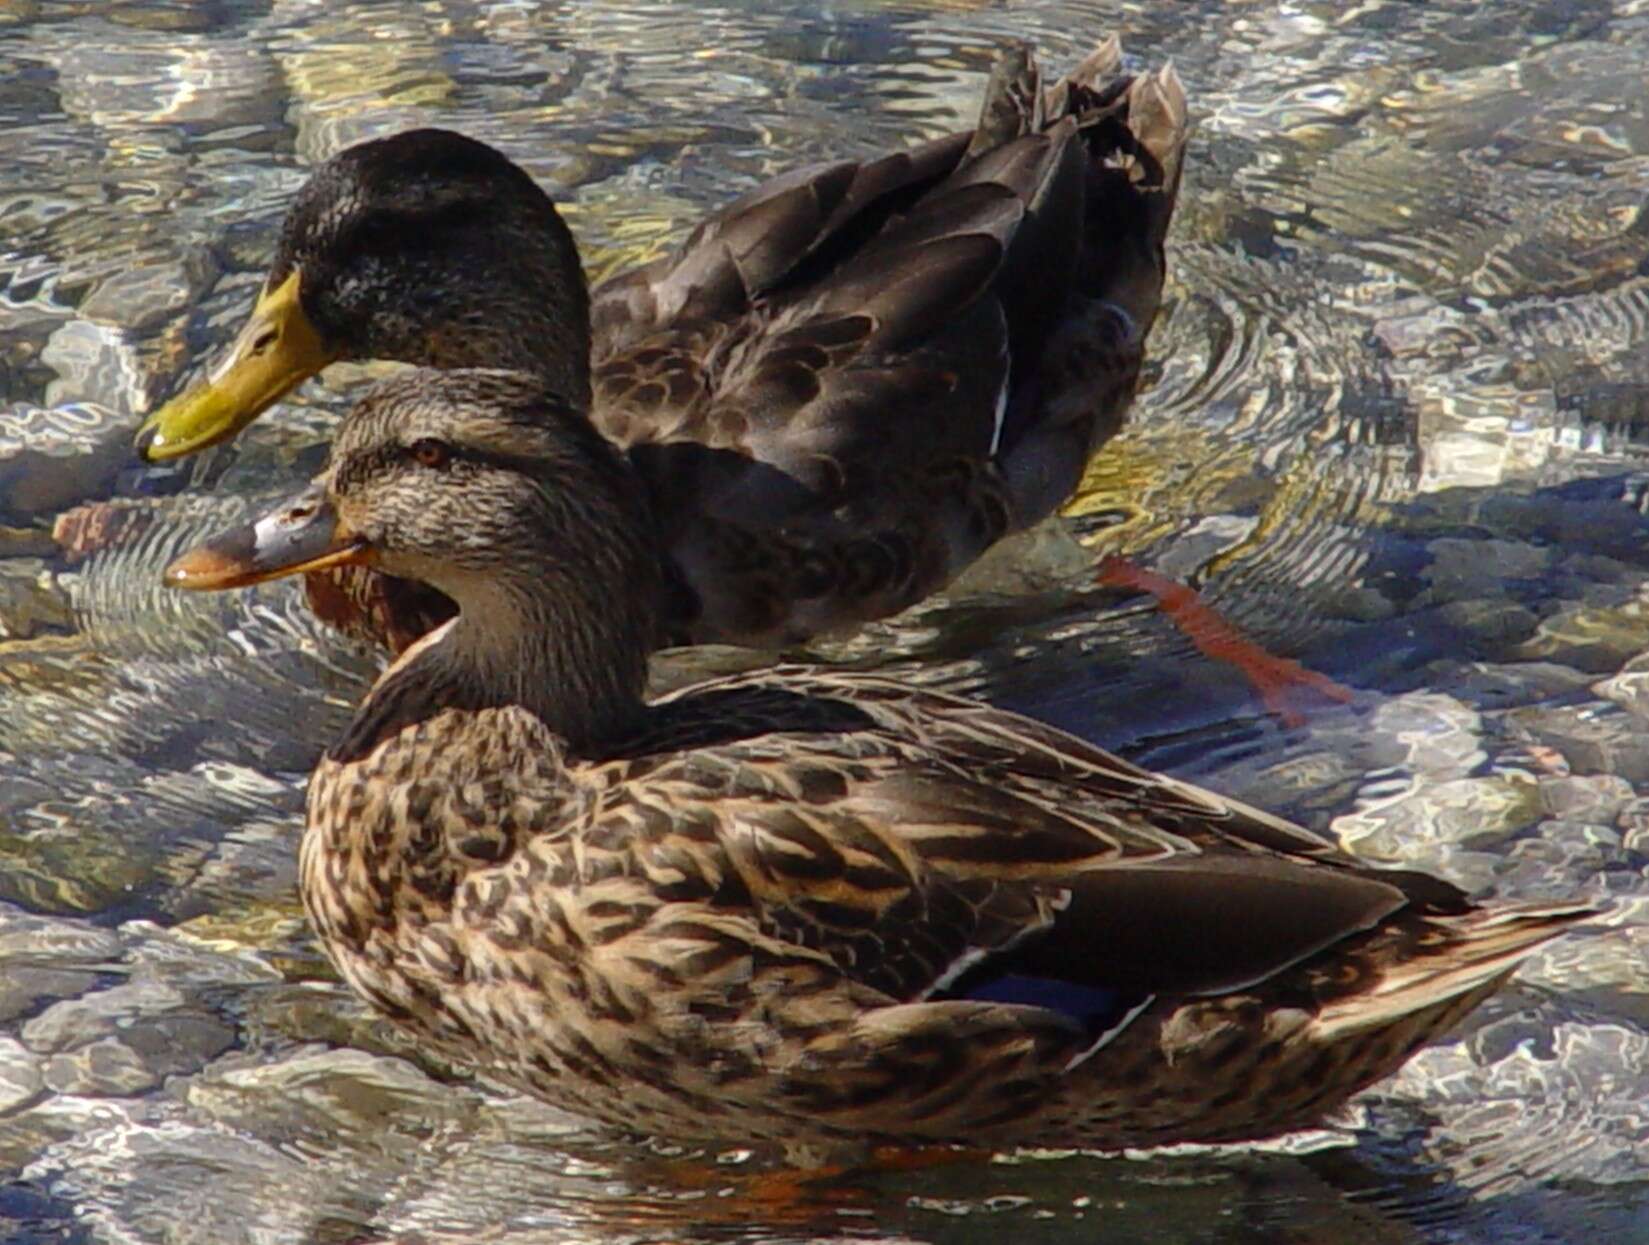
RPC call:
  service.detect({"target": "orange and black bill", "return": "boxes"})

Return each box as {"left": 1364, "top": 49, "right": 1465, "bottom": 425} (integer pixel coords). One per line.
{"left": 165, "top": 483, "right": 369, "bottom": 591}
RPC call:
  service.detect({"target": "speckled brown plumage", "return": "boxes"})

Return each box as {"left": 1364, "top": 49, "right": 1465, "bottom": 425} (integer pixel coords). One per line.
{"left": 304, "top": 664, "right": 1589, "bottom": 1155}
{"left": 144, "top": 38, "right": 1188, "bottom": 653}
{"left": 174, "top": 369, "right": 1597, "bottom": 1162}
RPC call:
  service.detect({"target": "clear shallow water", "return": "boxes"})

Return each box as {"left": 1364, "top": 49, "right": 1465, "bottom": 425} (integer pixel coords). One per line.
{"left": 2, "top": 0, "right": 1649, "bottom": 1241}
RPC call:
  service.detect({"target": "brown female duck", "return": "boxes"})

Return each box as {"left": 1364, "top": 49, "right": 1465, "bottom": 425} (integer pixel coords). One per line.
{"left": 137, "top": 39, "right": 1187, "bottom": 652}
{"left": 166, "top": 369, "right": 1594, "bottom": 1160}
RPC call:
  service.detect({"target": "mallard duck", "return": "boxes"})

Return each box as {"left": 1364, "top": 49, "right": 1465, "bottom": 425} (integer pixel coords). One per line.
{"left": 165, "top": 368, "right": 1594, "bottom": 1160}
{"left": 136, "top": 39, "right": 1187, "bottom": 653}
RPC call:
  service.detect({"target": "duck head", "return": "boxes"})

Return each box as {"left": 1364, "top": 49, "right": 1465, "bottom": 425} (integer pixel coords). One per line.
{"left": 136, "top": 130, "right": 590, "bottom": 461}
{"left": 167, "top": 369, "right": 659, "bottom": 747}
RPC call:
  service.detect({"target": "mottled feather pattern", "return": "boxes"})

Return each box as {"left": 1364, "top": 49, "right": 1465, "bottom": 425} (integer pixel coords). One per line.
{"left": 303, "top": 661, "right": 1592, "bottom": 1152}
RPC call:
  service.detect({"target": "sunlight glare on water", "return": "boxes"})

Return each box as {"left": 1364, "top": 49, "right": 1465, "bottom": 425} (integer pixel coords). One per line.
{"left": 1, "top": 0, "right": 1648, "bottom": 1241}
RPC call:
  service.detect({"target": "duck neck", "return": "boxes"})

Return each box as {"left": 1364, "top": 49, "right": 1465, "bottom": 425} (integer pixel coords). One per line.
{"left": 452, "top": 191, "right": 592, "bottom": 409}
{"left": 331, "top": 559, "right": 654, "bottom": 765}
{"left": 329, "top": 199, "right": 593, "bottom": 409}
{"left": 411, "top": 249, "right": 593, "bottom": 409}
{"left": 455, "top": 177, "right": 592, "bottom": 410}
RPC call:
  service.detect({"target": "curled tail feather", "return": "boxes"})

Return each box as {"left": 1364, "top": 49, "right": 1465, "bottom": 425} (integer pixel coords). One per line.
{"left": 1315, "top": 900, "right": 1601, "bottom": 1040}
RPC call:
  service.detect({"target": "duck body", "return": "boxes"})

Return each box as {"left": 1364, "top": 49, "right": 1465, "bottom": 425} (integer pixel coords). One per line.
{"left": 305, "top": 663, "right": 1584, "bottom": 1153}
{"left": 170, "top": 369, "right": 1595, "bottom": 1159}
{"left": 587, "top": 44, "right": 1183, "bottom": 646}
{"left": 140, "top": 39, "right": 1188, "bottom": 652}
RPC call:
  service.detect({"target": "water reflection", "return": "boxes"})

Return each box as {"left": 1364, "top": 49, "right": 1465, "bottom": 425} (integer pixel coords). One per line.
{"left": 2, "top": 0, "right": 1649, "bottom": 1240}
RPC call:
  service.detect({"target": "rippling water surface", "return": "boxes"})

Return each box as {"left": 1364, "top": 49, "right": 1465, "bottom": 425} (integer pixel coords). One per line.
{"left": 3, "top": 0, "right": 1649, "bottom": 1241}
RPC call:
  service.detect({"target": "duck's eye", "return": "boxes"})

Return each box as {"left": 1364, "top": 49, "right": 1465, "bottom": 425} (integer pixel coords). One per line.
{"left": 409, "top": 438, "right": 452, "bottom": 470}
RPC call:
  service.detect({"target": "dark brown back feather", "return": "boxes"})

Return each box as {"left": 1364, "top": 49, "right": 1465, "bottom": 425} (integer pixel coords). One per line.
{"left": 581, "top": 45, "right": 1189, "bottom": 647}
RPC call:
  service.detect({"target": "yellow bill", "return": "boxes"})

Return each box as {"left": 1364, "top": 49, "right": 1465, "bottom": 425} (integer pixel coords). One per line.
{"left": 165, "top": 482, "right": 369, "bottom": 591}
{"left": 135, "top": 269, "right": 337, "bottom": 462}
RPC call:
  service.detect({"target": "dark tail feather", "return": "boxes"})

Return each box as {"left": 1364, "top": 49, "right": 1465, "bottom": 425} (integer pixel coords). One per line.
{"left": 988, "top": 40, "right": 1190, "bottom": 523}
{"left": 968, "top": 44, "right": 1044, "bottom": 157}
{"left": 1064, "top": 56, "right": 1188, "bottom": 317}
{"left": 1316, "top": 900, "right": 1603, "bottom": 1039}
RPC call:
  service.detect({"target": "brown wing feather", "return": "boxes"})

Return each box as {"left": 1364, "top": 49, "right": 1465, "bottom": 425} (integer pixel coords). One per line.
{"left": 582, "top": 46, "right": 1189, "bottom": 649}
{"left": 588, "top": 132, "right": 974, "bottom": 355}
{"left": 594, "top": 669, "right": 1457, "bottom": 1007}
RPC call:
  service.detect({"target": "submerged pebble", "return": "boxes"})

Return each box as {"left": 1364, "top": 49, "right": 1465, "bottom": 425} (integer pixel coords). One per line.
{"left": 0, "top": 1039, "right": 44, "bottom": 1114}
{"left": 1334, "top": 773, "right": 1543, "bottom": 862}
{"left": 0, "top": 402, "right": 133, "bottom": 517}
